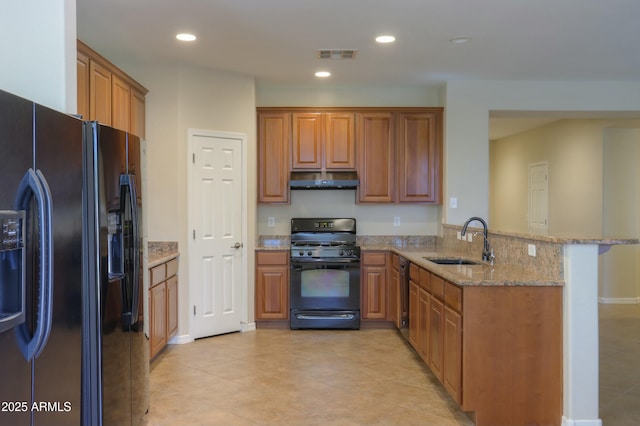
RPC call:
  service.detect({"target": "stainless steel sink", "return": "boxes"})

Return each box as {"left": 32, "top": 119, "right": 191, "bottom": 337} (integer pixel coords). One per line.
{"left": 424, "top": 257, "right": 481, "bottom": 265}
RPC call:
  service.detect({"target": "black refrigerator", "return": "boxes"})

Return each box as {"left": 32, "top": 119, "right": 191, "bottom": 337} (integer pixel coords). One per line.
{"left": 83, "top": 121, "right": 148, "bottom": 426}
{"left": 0, "top": 89, "right": 85, "bottom": 425}
{"left": 0, "top": 89, "right": 148, "bottom": 425}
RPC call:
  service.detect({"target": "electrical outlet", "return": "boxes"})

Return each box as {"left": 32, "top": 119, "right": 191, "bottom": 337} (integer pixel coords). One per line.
{"left": 528, "top": 244, "right": 537, "bottom": 257}
{"left": 466, "top": 233, "right": 473, "bottom": 242}
{"left": 267, "top": 217, "right": 275, "bottom": 227}
{"left": 393, "top": 216, "right": 401, "bottom": 227}
{"left": 449, "top": 197, "right": 458, "bottom": 209}
{"left": 456, "top": 231, "right": 462, "bottom": 240}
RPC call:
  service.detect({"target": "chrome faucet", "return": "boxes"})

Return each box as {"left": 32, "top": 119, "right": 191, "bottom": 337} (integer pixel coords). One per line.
{"left": 461, "top": 216, "right": 495, "bottom": 265}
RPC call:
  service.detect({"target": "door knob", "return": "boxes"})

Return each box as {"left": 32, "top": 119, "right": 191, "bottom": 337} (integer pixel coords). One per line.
{"left": 231, "top": 242, "right": 243, "bottom": 249}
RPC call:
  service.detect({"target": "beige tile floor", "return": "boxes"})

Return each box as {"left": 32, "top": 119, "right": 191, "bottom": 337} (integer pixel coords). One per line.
{"left": 143, "top": 305, "right": 639, "bottom": 425}
{"left": 599, "top": 303, "right": 640, "bottom": 426}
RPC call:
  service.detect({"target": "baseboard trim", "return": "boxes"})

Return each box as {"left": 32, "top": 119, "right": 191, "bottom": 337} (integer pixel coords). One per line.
{"left": 598, "top": 297, "right": 640, "bottom": 304}
{"left": 561, "top": 416, "right": 602, "bottom": 426}
{"left": 242, "top": 322, "right": 256, "bottom": 332}
{"left": 168, "top": 334, "right": 193, "bottom": 345}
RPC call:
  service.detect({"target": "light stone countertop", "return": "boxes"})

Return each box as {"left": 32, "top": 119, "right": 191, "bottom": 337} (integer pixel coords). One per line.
{"left": 148, "top": 241, "right": 179, "bottom": 268}
{"left": 388, "top": 248, "right": 564, "bottom": 287}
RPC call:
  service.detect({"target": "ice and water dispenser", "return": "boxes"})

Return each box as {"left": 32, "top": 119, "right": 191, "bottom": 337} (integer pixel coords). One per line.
{"left": 0, "top": 210, "right": 25, "bottom": 334}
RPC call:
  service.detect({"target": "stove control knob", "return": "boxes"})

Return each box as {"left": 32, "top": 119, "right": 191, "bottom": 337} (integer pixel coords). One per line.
{"left": 339, "top": 250, "right": 344, "bottom": 256}
{"left": 307, "top": 251, "right": 312, "bottom": 256}
{"left": 298, "top": 250, "right": 304, "bottom": 256}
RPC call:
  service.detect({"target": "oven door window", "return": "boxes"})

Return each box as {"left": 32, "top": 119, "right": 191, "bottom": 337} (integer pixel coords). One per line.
{"left": 291, "top": 261, "right": 360, "bottom": 310}
{"left": 301, "top": 269, "right": 350, "bottom": 298}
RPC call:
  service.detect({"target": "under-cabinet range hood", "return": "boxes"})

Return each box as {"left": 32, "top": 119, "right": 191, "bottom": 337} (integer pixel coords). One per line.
{"left": 290, "top": 171, "right": 359, "bottom": 189}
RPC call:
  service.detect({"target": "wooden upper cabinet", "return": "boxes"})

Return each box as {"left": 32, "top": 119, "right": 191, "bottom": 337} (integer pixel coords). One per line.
{"left": 78, "top": 40, "right": 148, "bottom": 138}
{"left": 256, "top": 107, "right": 442, "bottom": 204}
{"left": 292, "top": 113, "right": 322, "bottom": 169}
{"left": 325, "top": 113, "right": 355, "bottom": 169}
{"left": 397, "top": 112, "right": 443, "bottom": 203}
{"left": 292, "top": 112, "right": 355, "bottom": 170}
{"left": 112, "top": 74, "right": 131, "bottom": 133}
{"left": 130, "top": 87, "right": 146, "bottom": 139}
{"left": 258, "top": 112, "right": 290, "bottom": 203}
{"left": 89, "top": 60, "right": 112, "bottom": 125}
{"left": 76, "top": 51, "right": 90, "bottom": 121}
{"left": 357, "top": 112, "right": 395, "bottom": 202}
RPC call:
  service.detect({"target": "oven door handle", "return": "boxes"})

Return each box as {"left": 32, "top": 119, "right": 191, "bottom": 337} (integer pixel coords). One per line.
{"left": 290, "top": 258, "right": 361, "bottom": 265}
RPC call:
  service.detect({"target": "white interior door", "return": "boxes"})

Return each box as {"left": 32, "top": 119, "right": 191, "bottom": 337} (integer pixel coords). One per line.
{"left": 528, "top": 161, "right": 549, "bottom": 232}
{"left": 188, "top": 129, "right": 245, "bottom": 339}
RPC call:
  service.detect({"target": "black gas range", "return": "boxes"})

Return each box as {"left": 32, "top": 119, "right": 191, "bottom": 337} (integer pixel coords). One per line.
{"left": 289, "top": 218, "right": 361, "bottom": 329}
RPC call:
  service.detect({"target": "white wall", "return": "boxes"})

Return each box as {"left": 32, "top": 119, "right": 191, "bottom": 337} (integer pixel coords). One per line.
{"left": 122, "top": 62, "right": 257, "bottom": 330}
{"left": 444, "top": 81, "right": 640, "bottom": 226}
{"left": 601, "top": 128, "right": 640, "bottom": 301}
{"left": 490, "top": 119, "right": 612, "bottom": 235}
{"left": 490, "top": 119, "right": 640, "bottom": 300}
{"left": 256, "top": 84, "right": 444, "bottom": 236}
{"left": 0, "top": 0, "right": 76, "bottom": 112}
{"left": 258, "top": 190, "right": 440, "bottom": 235}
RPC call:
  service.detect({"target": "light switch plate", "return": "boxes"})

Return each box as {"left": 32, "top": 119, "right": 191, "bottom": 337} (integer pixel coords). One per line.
{"left": 267, "top": 217, "right": 275, "bottom": 227}
{"left": 528, "top": 244, "right": 537, "bottom": 257}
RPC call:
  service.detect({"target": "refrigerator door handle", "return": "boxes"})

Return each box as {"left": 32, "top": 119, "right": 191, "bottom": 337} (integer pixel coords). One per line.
{"left": 14, "top": 169, "right": 54, "bottom": 361}
{"left": 120, "top": 174, "right": 140, "bottom": 326}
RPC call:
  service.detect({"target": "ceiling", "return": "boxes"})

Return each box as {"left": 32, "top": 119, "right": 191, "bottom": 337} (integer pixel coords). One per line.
{"left": 76, "top": 0, "right": 640, "bottom": 138}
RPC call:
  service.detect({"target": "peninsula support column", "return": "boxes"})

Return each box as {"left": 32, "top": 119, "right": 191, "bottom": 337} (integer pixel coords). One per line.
{"left": 562, "top": 244, "right": 601, "bottom": 426}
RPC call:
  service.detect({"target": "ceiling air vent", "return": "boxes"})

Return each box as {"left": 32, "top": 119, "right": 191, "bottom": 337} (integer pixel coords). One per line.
{"left": 317, "top": 49, "right": 358, "bottom": 59}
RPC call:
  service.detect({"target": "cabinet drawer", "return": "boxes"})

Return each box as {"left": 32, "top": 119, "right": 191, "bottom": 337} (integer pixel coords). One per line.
{"left": 256, "top": 250, "right": 289, "bottom": 265}
{"left": 409, "top": 263, "right": 420, "bottom": 282}
{"left": 444, "top": 281, "right": 462, "bottom": 313}
{"left": 166, "top": 258, "right": 179, "bottom": 278}
{"left": 419, "top": 268, "right": 430, "bottom": 292}
{"left": 391, "top": 253, "right": 399, "bottom": 270}
{"left": 431, "top": 274, "right": 444, "bottom": 300}
{"left": 362, "top": 251, "right": 386, "bottom": 265}
{"left": 150, "top": 264, "right": 166, "bottom": 287}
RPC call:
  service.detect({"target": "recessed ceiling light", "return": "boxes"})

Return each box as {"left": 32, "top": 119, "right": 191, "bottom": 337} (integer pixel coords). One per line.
{"left": 449, "top": 37, "right": 471, "bottom": 44}
{"left": 376, "top": 35, "right": 396, "bottom": 44}
{"left": 315, "top": 71, "right": 331, "bottom": 78}
{"left": 176, "top": 33, "right": 197, "bottom": 42}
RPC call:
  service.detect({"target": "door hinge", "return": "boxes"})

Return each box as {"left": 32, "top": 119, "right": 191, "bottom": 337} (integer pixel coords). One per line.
{"left": 192, "top": 153, "right": 195, "bottom": 164}
{"left": 193, "top": 229, "right": 196, "bottom": 240}
{"left": 193, "top": 305, "right": 196, "bottom": 316}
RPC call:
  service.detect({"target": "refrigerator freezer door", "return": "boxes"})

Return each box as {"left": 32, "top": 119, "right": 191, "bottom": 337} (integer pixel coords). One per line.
{"left": 32, "top": 104, "right": 84, "bottom": 426}
{"left": 0, "top": 89, "right": 34, "bottom": 426}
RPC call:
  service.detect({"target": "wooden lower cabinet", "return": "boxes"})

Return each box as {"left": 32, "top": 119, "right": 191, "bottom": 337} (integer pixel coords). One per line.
{"left": 406, "top": 261, "right": 562, "bottom": 426}
{"left": 255, "top": 251, "right": 289, "bottom": 320}
{"left": 166, "top": 275, "right": 179, "bottom": 338}
{"left": 149, "top": 282, "right": 167, "bottom": 358}
{"left": 417, "top": 287, "right": 430, "bottom": 362}
{"left": 428, "top": 296, "right": 444, "bottom": 381}
{"left": 389, "top": 254, "right": 401, "bottom": 328}
{"left": 149, "top": 257, "right": 179, "bottom": 360}
{"left": 443, "top": 305, "right": 462, "bottom": 403}
{"left": 361, "top": 251, "right": 388, "bottom": 320}
{"left": 408, "top": 280, "right": 419, "bottom": 346}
